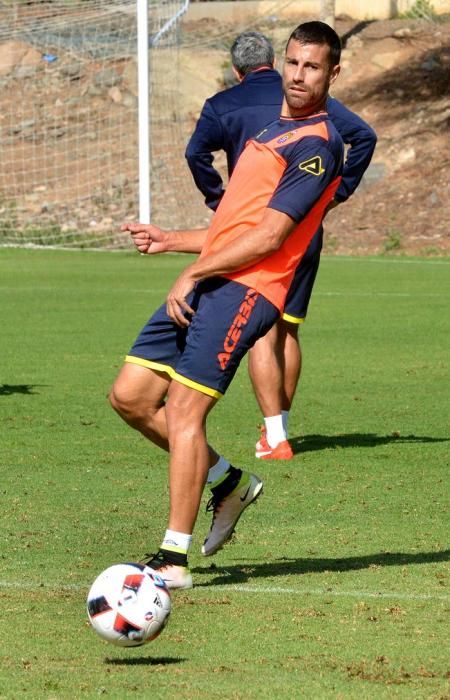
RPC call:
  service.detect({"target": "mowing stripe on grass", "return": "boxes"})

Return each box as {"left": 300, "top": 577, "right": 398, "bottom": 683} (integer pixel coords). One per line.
{"left": 2, "top": 288, "right": 447, "bottom": 299}
{"left": 315, "top": 291, "right": 449, "bottom": 298}
{"left": 0, "top": 286, "right": 169, "bottom": 293}
{"left": 326, "top": 256, "right": 450, "bottom": 266}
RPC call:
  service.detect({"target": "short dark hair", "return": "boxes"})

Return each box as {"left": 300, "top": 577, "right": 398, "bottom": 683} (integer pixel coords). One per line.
{"left": 231, "top": 31, "right": 275, "bottom": 76}
{"left": 286, "top": 21, "right": 341, "bottom": 66}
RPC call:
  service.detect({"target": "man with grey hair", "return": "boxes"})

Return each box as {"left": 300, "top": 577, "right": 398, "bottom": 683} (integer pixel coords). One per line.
{"left": 231, "top": 30, "right": 274, "bottom": 74}
{"left": 185, "top": 31, "right": 281, "bottom": 211}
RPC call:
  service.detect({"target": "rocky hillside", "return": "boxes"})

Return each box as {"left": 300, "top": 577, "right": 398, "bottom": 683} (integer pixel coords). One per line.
{"left": 1, "top": 9, "right": 449, "bottom": 255}
{"left": 182, "top": 15, "right": 450, "bottom": 256}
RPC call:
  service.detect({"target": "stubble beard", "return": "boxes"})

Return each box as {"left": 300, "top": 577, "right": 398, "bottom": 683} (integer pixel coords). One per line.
{"left": 284, "top": 82, "right": 328, "bottom": 118}
{"left": 285, "top": 89, "right": 315, "bottom": 118}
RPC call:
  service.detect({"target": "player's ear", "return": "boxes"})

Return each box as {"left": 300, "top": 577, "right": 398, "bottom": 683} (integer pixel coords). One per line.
{"left": 329, "top": 63, "right": 340, "bottom": 86}
{"left": 232, "top": 65, "right": 244, "bottom": 82}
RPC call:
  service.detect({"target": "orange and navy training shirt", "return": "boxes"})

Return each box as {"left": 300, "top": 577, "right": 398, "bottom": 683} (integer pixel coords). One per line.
{"left": 199, "top": 113, "right": 344, "bottom": 312}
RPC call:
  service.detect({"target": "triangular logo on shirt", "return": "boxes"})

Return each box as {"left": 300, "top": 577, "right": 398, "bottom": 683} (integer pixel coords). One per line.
{"left": 298, "top": 156, "right": 325, "bottom": 176}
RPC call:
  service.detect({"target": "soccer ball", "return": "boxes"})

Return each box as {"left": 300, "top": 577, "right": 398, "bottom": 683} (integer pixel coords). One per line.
{"left": 87, "top": 563, "right": 171, "bottom": 647}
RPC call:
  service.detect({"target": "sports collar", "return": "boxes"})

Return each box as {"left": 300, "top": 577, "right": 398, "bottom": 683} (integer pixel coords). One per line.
{"left": 280, "top": 111, "right": 328, "bottom": 122}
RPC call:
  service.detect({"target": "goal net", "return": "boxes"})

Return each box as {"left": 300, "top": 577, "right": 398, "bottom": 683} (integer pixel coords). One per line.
{"left": 0, "top": 0, "right": 197, "bottom": 249}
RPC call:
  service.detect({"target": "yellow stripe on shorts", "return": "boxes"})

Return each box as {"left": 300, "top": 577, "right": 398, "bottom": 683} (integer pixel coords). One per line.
{"left": 125, "top": 355, "right": 223, "bottom": 399}
{"left": 281, "top": 312, "right": 306, "bottom": 325}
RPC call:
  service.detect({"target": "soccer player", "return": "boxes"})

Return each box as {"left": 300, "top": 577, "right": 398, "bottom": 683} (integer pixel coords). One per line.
{"left": 186, "top": 31, "right": 377, "bottom": 460}
{"left": 110, "top": 22, "right": 344, "bottom": 589}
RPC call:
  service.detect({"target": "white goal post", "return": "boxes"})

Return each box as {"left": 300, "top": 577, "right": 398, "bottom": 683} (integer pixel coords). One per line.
{"left": 0, "top": 0, "right": 190, "bottom": 249}
{"left": 137, "top": 0, "right": 189, "bottom": 224}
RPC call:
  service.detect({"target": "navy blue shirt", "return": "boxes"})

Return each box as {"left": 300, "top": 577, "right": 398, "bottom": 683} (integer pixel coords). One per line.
{"left": 185, "top": 68, "right": 377, "bottom": 211}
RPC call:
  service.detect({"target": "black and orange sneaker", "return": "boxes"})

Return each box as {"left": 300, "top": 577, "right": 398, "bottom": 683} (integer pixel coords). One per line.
{"left": 142, "top": 549, "right": 193, "bottom": 590}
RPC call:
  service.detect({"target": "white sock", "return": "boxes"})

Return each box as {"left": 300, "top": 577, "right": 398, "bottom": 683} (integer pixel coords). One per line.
{"left": 281, "top": 410, "right": 290, "bottom": 437}
{"left": 264, "top": 414, "right": 286, "bottom": 448}
{"left": 206, "top": 455, "right": 230, "bottom": 485}
{"left": 161, "top": 529, "right": 192, "bottom": 555}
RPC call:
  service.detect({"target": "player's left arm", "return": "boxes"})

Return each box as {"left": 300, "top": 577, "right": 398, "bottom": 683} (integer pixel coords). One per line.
{"left": 327, "top": 96, "right": 377, "bottom": 203}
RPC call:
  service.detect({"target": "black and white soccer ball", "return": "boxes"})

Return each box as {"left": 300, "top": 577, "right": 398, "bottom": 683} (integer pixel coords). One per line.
{"left": 87, "top": 563, "right": 171, "bottom": 647}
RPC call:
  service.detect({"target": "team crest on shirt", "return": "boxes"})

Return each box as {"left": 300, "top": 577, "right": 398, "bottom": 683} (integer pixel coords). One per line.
{"left": 277, "top": 131, "right": 295, "bottom": 145}
{"left": 299, "top": 156, "right": 325, "bottom": 176}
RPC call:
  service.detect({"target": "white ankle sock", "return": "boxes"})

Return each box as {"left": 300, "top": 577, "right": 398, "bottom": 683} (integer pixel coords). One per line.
{"left": 281, "top": 410, "right": 290, "bottom": 437}
{"left": 264, "top": 414, "right": 286, "bottom": 448}
{"left": 207, "top": 456, "right": 230, "bottom": 485}
{"left": 161, "top": 529, "right": 192, "bottom": 555}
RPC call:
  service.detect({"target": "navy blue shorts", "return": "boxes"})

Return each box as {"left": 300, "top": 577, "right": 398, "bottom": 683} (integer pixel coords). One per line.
{"left": 126, "top": 277, "right": 279, "bottom": 398}
{"left": 283, "top": 226, "right": 323, "bottom": 324}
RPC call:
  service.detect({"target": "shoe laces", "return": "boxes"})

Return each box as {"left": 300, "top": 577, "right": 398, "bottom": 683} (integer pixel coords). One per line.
{"left": 141, "top": 550, "right": 166, "bottom": 569}
{"left": 205, "top": 467, "right": 243, "bottom": 520}
{"left": 205, "top": 492, "right": 223, "bottom": 517}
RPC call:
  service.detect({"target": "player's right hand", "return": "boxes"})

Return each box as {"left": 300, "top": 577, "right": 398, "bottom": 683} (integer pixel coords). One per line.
{"left": 121, "top": 222, "right": 169, "bottom": 255}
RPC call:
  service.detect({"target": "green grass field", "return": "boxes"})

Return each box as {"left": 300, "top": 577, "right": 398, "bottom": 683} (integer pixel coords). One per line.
{"left": 0, "top": 248, "right": 449, "bottom": 699}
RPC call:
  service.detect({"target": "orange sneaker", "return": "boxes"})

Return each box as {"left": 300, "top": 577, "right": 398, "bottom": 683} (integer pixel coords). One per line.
{"left": 255, "top": 425, "right": 267, "bottom": 453}
{"left": 255, "top": 434, "right": 294, "bottom": 460}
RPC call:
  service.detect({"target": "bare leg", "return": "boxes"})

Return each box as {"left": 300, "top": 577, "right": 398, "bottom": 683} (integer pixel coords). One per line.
{"left": 165, "top": 381, "right": 217, "bottom": 534}
{"left": 109, "top": 363, "right": 171, "bottom": 451}
{"left": 109, "top": 363, "right": 246, "bottom": 586}
{"left": 248, "top": 321, "right": 285, "bottom": 417}
{"left": 281, "top": 322, "right": 302, "bottom": 410}
{"left": 248, "top": 319, "right": 302, "bottom": 415}
{"left": 109, "top": 362, "right": 219, "bottom": 477}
